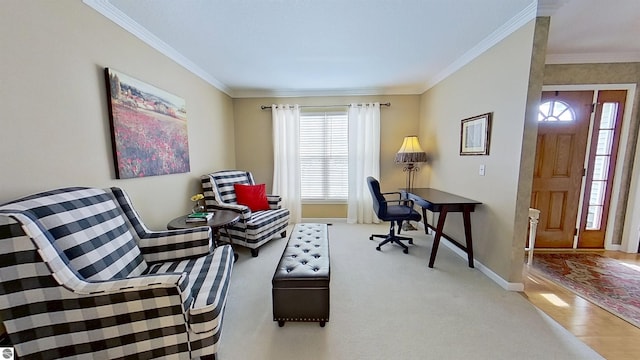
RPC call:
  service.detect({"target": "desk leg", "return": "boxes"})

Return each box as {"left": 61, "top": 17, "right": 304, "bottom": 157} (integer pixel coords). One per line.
{"left": 462, "top": 206, "right": 474, "bottom": 268}
{"left": 421, "top": 207, "right": 429, "bottom": 235}
{"left": 428, "top": 207, "right": 448, "bottom": 268}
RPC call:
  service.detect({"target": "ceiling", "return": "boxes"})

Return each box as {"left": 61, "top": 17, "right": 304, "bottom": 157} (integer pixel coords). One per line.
{"left": 85, "top": 0, "right": 640, "bottom": 98}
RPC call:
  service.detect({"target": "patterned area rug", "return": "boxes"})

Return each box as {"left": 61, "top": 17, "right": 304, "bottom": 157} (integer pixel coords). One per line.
{"left": 532, "top": 253, "right": 640, "bottom": 328}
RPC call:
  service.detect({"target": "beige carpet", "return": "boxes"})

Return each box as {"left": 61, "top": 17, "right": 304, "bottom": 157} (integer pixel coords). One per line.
{"left": 218, "top": 223, "right": 602, "bottom": 360}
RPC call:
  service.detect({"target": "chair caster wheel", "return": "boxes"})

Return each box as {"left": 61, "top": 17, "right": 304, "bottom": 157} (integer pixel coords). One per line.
{"left": 409, "top": 240, "right": 413, "bottom": 244}
{"left": 376, "top": 246, "right": 381, "bottom": 251}
{"left": 369, "top": 236, "right": 374, "bottom": 240}
{"left": 403, "top": 248, "right": 408, "bottom": 254}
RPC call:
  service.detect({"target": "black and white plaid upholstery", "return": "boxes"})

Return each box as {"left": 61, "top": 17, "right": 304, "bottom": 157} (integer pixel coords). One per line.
{"left": 0, "top": 187, "right": 233, "bottom": 359}
{"left": 201, "top": 170, "right": 290, "bottom": 255}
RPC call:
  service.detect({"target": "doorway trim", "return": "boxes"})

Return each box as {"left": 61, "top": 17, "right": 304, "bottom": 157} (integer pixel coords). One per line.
{"left": 541, "top": 83, "right": 637, "bottom": 251}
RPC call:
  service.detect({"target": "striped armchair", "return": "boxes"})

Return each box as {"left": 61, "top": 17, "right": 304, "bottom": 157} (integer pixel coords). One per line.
{"left": 0, "top": 187, "right": 233, "bottom": 360}
{"left": 201, "top": 170, "right": 290, "bottom": 257}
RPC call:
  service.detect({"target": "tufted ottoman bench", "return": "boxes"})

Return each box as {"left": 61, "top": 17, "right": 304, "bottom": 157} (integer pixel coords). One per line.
{"left": 272, "top": 223, "right": 330, "bottom": 327}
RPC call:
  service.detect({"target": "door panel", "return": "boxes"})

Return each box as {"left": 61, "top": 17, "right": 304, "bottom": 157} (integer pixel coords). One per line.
{"left": 554, "top": 134, "right": 574, "bottom": 176}
{"left": 547, "top": 191, "right": 566, "bottom": 230}
{"left": 531, "top": 91, "right": 593, "bottom": 248}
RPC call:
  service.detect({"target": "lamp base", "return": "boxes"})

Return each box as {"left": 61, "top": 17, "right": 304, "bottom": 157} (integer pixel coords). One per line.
{"left": 402, "top": 221, "right": 418, "bottom": 231}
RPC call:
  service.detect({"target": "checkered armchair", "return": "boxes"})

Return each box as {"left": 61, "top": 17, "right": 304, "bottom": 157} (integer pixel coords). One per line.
{"left": 0, "top": 187, "right": 233, "bottom": 360}
{"left": 201, "top": 170, "right": 290, "bottom": 257}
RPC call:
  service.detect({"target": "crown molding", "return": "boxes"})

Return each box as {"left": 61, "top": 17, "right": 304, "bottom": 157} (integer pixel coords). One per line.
{"left": 418, "top": 1, "right": 538, "bottom": 93}
{"left": 232, "top": 85, "right": 425, "bottom": 99}
{"left": 85, "top": 0, "right": 546, "bottom": 99}
{"left": 546, "top": 51, "right": 640, "bottom": 64}
{"left": 83, "top": 0, "right": 233, "bottom": 96}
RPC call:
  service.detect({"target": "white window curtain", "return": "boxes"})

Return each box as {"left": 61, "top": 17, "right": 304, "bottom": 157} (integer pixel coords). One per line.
{"left": 272, "top": 104, "right": 302, "bottom": 223}
{"left": 347, "top": 102, "right": 380, "bottom": 224}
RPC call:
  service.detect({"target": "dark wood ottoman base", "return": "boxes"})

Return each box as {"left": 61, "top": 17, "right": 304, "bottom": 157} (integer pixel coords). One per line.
{"left": 272, "top": 223, "right": 330, "bottom": 327}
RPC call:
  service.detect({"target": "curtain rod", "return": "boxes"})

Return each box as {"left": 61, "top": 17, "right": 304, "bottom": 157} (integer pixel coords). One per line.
{"left": 260, "top": 102, "right": 390, "bottom": 110}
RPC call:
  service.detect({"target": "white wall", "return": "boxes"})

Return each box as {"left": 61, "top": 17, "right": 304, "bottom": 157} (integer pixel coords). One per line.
{"left": 419, "top": 20, "right": 537, "bottom": 282}
{"left": 0, "top": 0, "right": 236, "bottom": 229}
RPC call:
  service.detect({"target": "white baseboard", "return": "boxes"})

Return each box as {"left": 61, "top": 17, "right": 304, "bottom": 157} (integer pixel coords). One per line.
{"left": 302, "top": 219, "right": 525, "bottom": 291}
{"left": 439, "top": 240, "right": 524, "bottom": 291}
{"left": 417, "top": 223, "right": 524, "bottom": 291}
{"left": 605, "top": 243, "right": 622, "bottom": 251}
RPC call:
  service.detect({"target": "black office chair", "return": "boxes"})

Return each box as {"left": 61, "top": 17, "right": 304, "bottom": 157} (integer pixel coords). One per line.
{"left": 367, "top": 176, "right": 422, "bottom": 254}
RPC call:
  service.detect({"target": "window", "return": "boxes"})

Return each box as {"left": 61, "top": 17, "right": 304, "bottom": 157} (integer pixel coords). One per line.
{"left": 585, "top": 102, "right": 618, "bottom": 230}
{"left": 538, "top": 100, "right": 575, "bottom": 122}
{"left": 299, "top": 111, "right": 348, "bottom": 202}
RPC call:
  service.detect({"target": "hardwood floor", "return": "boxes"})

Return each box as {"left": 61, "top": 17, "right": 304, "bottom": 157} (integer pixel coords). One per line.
{"left": 521, "top": 250, "right": 640, "bottom": 359}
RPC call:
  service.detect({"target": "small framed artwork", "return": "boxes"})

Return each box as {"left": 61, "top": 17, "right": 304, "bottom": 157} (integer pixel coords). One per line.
{"left": 460, "top": 112, "right": 492, "bottom": 155}
{"left": 104, "top": 68, "right": 190, "bottom": 178}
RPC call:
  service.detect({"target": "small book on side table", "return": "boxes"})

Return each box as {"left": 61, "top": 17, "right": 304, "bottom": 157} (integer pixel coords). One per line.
{"left": 186, "top": 212, "right": 214, "bottom": 223}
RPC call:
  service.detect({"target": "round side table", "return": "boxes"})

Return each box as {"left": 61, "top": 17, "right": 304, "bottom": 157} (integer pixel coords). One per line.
{"left": 167, "top": 209, "right": 240, "bottom": 261}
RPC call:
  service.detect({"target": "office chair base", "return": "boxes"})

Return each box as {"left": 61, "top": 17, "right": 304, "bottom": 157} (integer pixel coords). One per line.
{"left": 370, "top": 234, "right": 413, "bottom": 254}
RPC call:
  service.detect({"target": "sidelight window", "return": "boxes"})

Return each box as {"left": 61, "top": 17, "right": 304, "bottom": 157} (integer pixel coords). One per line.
{"left": 585, "top": 102, "right": 618, "bottom": 230}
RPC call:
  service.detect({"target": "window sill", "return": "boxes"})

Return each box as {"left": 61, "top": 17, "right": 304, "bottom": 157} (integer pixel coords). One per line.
{"left": 302, "top": 200, "right": 347, "bottom": 205}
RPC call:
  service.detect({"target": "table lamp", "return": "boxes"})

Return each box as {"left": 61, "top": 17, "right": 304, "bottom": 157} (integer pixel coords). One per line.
{"left": 395, "top": 135, "right": 427, "bottom": 230}
{"left": 396, "top": 135, "right": 427, "bottom": 191}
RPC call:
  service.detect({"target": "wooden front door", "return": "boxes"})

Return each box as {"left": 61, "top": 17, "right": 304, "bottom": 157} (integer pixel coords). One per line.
{"left": 531, "top": 91, "right": 593, "bottom": 248}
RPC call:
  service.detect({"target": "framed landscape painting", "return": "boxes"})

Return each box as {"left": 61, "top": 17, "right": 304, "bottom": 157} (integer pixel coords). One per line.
{"left": 105, "top": 68, "right": 190, "bottom": 178}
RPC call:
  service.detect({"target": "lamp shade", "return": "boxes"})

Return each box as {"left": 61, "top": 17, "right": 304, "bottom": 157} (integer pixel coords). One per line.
{"left": 395, "top": 136, "right": 427, "bottom": 163}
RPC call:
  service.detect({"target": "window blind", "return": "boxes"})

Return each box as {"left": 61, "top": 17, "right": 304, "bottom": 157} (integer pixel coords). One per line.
{"left": 300, "top": 112, "right": 348, "bottom": 201}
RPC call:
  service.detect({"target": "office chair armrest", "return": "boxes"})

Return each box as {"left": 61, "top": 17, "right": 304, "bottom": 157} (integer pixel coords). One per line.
{"left": 381, "top": 191, "right": 404, "bottom": 201}
{"left": 383, "top": 198, "right": 415, "bottom": 208}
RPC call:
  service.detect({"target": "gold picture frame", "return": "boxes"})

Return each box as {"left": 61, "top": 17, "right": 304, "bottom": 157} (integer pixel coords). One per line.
{"left": 460, "top": 112, "right": 492, "bottom": 155}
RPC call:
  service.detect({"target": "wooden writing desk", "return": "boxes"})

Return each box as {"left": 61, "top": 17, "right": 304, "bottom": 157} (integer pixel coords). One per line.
{"left": 404, "top": 188, "right": 481, "bottom": 268}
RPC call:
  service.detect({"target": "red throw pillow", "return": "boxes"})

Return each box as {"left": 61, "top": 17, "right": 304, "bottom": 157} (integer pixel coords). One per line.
{"left": 234, "top": 183, "right": 270, "bottom": 211}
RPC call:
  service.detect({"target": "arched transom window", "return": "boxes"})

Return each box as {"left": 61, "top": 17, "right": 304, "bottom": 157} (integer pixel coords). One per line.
{"left": 538, "top": 100, "right": 575, "bottom": 122}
